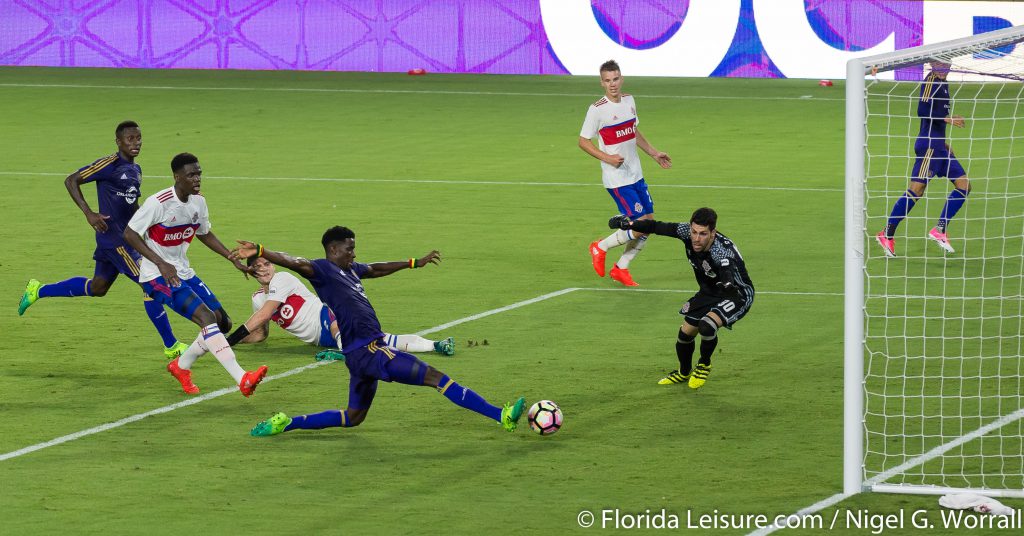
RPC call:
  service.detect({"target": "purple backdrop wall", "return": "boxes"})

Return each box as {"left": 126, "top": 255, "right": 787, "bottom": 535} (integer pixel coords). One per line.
{"left": 0, "top": 0, "right": 934, "bottom": 77}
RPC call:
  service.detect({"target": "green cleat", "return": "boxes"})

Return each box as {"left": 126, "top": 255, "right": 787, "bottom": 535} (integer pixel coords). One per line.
{"left": 314, "top": 349, "right": 346, "bottom": 362}
{"left": 433, "top": 336, "right": 456, "bottom": 357}
{"left": 18, "top": 279, "right": 41, "bottom": 316}
{"left": 251, "top": 412, "right": 292, "bottom": 437}
{"left": 164, "top": 341, "right": 189, "bottom": 360}
{"left": 500, "top": 396, "right": 527, "bottom": 432}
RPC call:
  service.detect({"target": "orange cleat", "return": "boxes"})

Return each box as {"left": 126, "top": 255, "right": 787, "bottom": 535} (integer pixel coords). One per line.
{"left": 589, "top": 240, "right": 607, "bottom": 277}
{"left": 609, "top": 264, "right": 639, "bottom": 287}
{"left": 167, "top": 357, "right": 200, "bottom": 395}
{"left": 238, "top": 366, "right": 268, "bottom": 397}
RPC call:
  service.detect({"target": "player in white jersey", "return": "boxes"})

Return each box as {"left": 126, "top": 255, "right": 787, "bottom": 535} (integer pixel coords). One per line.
{"left": 226, "top": 256, "right": 455, "bottom": 357}
{"left": 579, "top": 59, "right": 672, "bottom": 287}
{"left": 124, "top": 152, "right": 267, "bottom": 397}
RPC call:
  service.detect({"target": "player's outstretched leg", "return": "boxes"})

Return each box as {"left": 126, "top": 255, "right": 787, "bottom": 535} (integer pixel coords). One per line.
{"left": 251, "top": 412, "right": 293, "bottom": 436}
{"left": 501, "top": 397, "right": 527, "bottom": 432}
{"left": 252, "top": 408, "right": 365, "bottom": 436}
{"left": 17, "top": 279, "right": 42, "bottom": 315}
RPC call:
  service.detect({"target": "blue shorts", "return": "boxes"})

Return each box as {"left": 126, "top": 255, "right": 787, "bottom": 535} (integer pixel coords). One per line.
{"left": 912, "top": 145, "right": 966, "bottom": 183}
{"left": 142, "top": 274, "right": 223, "bottom": 321}
{"left": 607, "top": 179, "right": 654, "bottom": 219}
{"left": 344, "top": 339, "right": 429, "bottom": 410}
{"left": 317, "top": 305, "right": 337, "bottom": 348}
{"left": 92, "top": 245, "right": 143, "bottom": 284}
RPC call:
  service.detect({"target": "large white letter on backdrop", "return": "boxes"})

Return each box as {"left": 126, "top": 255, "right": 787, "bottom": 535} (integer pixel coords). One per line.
{"left": 539, "top": 0, "right": 741, "bottom": 77}
{"left": 752, "top": 0, "right": 895, "bottom": 79}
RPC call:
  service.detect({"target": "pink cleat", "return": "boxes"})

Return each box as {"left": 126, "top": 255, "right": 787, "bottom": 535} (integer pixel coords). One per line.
{"left": 928, "top": 228, "right": 955, "bottom": 253}
{"left": 589, "top": 240, "right": 607, "bottom": 277}
{"left": 876, "top": 231, "right": 896, "bottom": 258}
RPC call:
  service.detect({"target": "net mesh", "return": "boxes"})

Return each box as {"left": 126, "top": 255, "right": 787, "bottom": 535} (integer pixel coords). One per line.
{"left": 862, "top": 38, "right": 1024, "bottom": 492}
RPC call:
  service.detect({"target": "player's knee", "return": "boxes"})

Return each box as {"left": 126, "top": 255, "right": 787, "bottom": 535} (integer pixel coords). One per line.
{"left": 193, "top": 306, "right": 216, "bottom": 327}
{"left": 215, "top": 309, "right": 232, "bottom": 333}
{"left": 346, "top": 408, "right": 367, "bottom": 427}
{"left": 698, "top": 317, "right": 719, "bottom": 339}
{"left": 677, "top": 326, "right": 696, "bottom": 344}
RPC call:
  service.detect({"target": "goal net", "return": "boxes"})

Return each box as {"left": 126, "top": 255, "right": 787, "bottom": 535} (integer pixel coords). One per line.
{"left": 846, "top": 26, "right": 1024, "bottom": 497}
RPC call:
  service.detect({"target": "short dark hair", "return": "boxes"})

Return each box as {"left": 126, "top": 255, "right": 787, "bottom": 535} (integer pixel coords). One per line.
{"left": 599, "top": 60, "right": 620, "bottom": 74}
{"left": 170, "top": 152, "right": 199, "bottom": 174}
{"left": 690, "top": 207, "right": 717, "bottom": 230}
{"left": 321, "top": 226, "right": 355, "bottom": 250}
{"left": 115, "top": 120, "right": 139, "bottom": 138}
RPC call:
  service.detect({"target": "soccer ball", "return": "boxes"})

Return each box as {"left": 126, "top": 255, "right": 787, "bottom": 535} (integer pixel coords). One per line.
{"left": 527, "top": 400, "right": 563, "bottom": 436}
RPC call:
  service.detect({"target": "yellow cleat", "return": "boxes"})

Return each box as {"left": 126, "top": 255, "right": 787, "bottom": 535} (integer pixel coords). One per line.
{"left": 164, "top": 341, "right": 189, "bottom": 360}
{"left": 657, "top": 370, "right": 689, "bottom": 385}
{"left": 688, "top": 363, "right": 711, "bottom": 389}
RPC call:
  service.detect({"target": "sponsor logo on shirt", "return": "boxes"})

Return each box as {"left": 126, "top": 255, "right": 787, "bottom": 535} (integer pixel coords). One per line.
{"left": 599, "top": 118, "right": 636, "bottom": 146}
{"left": 148, "top": 223, "right": 199, "bottom": 246}
{"left": 273, "top": 294, "right": 307, "bottom": 328}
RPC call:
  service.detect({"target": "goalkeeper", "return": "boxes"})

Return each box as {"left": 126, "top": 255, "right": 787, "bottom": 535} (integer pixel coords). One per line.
{"left": 877, "top": 61, "right": 970, "bottom": 257}
{"left": 610, "top": 208, "right": 754, "bottom": 389}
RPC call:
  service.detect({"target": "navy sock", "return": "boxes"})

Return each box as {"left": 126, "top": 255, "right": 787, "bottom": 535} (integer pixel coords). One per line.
{"left": 38, "top": 277, "right": 92, "bottom": 298}
{"left": 676, "top": 329, "right": 695, "bottom": 375}
{"left": 937, "top": 187, "right": 969, "bottom": 233}
{"left": 284, "top": 410, "right": 350, "bottom": 431}
{"left": 437, "top": 375, "right": 502, "bottom": 422}
{"left": 885, "top": 189, "right": 921, "bottom": 238}
{"left": 143, "top": 298, "right": 177, "bottom": 348}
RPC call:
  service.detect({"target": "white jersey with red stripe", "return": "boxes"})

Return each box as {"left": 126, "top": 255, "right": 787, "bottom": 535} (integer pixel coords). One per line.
{"left": 127, "top": 186, "right": 210, "bottom": 283}
{"left": 580, "top": 94, "right": 643, "bottom": 189}
{"left": 251, "top": 271, "right": 323, "bottom": 344}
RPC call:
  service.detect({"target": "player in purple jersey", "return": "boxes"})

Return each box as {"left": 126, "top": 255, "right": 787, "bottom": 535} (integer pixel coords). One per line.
{"left": 17, "top": 121, "right": 186, "bottom": 359}
{"left": 877, "top": 61, "right": 970, "bottom": 257}
{"left": 229, "top": 227, "right": 527, "bottom": 436}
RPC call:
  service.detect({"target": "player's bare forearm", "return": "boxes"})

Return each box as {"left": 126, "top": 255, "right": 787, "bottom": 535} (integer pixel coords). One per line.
{"left": 364, "top": 250, "right": 441, "bottom": 279}
{"left": 578, "top": 136, "right": 622, "bottom": 167}
{"left": 123, "top": 230, "right": 164, "bottom": 267}
{"left": 232, "top": 241, "right": 316, "bottom": 279}
{"left": 636, "top": 131, "right": 672, "bottom": 169}
{"left": 238, "top": 323, "right": 268, "bottom": 344}
{"left": 197, "top": 231, "right": 234, "bottom": 260}
{"left": 65, "top": 172, "right": 110, "bottom": 232}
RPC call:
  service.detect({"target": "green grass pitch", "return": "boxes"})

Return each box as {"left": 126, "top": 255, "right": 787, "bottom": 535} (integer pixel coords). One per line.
{"left": 0, "top": 67, "right": 1019, "bottom": 534}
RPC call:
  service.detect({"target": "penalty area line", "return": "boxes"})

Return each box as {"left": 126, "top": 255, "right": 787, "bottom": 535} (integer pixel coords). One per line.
{"left": 0, "top": 287, "right": 581, "bottom": 463}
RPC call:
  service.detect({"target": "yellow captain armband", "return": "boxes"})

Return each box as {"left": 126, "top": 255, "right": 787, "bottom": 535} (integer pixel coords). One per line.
{"left": 409, "top": 258, "right": 417, "bottom": 269}
{"left": 257, "top": 244, "right": 265, "bottom": 258}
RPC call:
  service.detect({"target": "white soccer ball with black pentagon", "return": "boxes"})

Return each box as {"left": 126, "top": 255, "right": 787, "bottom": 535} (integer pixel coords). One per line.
{"left": 527, "top": 400, "right": 562, "bottom": 435}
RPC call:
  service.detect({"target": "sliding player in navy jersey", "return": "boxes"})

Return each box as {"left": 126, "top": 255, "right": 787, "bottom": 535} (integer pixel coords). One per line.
{"left": 18, "top": 121, "right": 187, "bottom": 359}
{"left": 877, "top": 61, "right": 970, "bottom": 257}
{"left": 611, "top": 208, "right": 753, "bottom": 389}
{"left": 124, "top": 153, "right": 267, "bottom": 397}
{"left": 231, "top": 227, "right": 526, "bottom": 436}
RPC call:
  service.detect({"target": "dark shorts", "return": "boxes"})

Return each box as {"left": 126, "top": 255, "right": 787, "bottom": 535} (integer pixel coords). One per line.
{"left": 911, "top": 145, "right": 966, "bottom": 183}
{"left": 141, "top": 274, "right": 222, "bottom": 320}
{"left": 607, "top": 179, "right": 654, "bottom": 219}
{"left": 680, "top": 290, "right": 753, "bottom": 328}
{"left": 92, "top": 245, "right": 143, "bottom": 284}
{"left": 344, "top": 339, "right": 429, "bottom": 410}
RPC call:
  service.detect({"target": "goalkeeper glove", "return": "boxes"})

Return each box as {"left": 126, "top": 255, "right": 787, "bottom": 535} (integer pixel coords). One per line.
{"left": 608, "top": 214, "right": 632, "bottom": 230}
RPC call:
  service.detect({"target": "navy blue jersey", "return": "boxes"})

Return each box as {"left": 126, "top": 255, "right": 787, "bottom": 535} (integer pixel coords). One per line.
{"left": 916, "top": 73, "right": 951, "bottom": 150}
{"left": 307, "top": 259, "right": 385, "bottom": 351}
{"left": 78, "top": 153, "right": 142, "bottom": 249}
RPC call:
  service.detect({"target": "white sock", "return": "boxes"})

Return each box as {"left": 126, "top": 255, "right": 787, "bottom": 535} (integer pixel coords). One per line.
{"left": 201, "top": 324, "right": 245, "bottom": 383}
{"left": 616, "top": 235, "right": 649, "bottom": 269}
{"left": 394, "top": 334, "right": 436, "bottom": 353}
{"left": 177, "top": 335, "right": 208, "bottom": 369}
{"left": 598, "top": 229, "right": 632, "bottom": 251}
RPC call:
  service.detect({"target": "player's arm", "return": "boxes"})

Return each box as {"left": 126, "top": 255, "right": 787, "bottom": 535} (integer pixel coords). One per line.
{"left": 124, "top": 200, "right": 180, "bottom": 286}
{"left": 226, "top": 300, "right": 278, "bottom": 345}
{"left": 64, "top": 171, "right": 110, "bottom": 232}
{"left": 609, "top": 215, "right": 683, "bottom": 239}
{"left": 362, "top": 250, "right": 441, "bottom": 279}
{"left": 635, "top": 130, "right": 672, "bottom": 169}
{"left": 230, "top": 241, "right": 316, "bottom": 279}
{"left": 197, "top": 231, "right": 249, "bottom": 277}
{"left": 578, "top": 136, "right": 624, "bottom": 168}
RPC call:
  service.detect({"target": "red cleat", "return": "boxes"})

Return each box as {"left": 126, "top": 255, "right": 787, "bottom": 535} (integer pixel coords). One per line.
{"left": 167, "top": 357, "right": 200, "bottom": 395}
{"left": 239, "top": 366, "right": 268, "bottom": 397}
{"left": 589, "top": 240, "right": 607, "bottom": 277}
{"left": 609, "top": 264, "right": 639, "bottom": 287}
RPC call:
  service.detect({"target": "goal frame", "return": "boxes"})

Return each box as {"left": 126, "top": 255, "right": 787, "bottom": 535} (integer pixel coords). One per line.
{"left": 844, "top": 24, "right": 1024, "bottom": 497}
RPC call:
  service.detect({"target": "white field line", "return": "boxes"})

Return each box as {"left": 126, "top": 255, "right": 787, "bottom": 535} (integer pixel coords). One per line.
{"left": 0, "top": 171, "right": 843, "bottom": 193}
{"left": 0, "top": 82, "right": 844, "bottom": 101}
{"left": 1, "top": 286, "right": 839, "bottom": 463}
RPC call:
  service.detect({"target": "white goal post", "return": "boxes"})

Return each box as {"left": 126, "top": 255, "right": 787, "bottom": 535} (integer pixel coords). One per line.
{"left": 846, "top": 25, "right": 1024, "bottom": 497}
